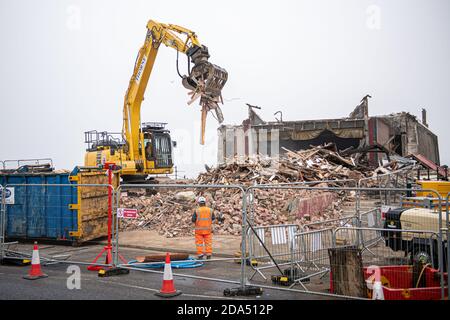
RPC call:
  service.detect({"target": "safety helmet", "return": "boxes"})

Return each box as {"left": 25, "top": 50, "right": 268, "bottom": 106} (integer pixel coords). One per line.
{"left": 198, "top": 196, "right": 206, "bottom": 204}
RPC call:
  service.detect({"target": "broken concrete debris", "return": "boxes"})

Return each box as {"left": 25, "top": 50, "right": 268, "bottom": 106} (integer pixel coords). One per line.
{"left": 120, "top": 144, "right": 403, "bottom": 238}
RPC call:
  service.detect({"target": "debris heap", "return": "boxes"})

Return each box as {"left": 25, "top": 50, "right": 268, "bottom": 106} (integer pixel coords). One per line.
{"left": 197, "top": 144, "right": 369, "bottom": 185}
{"left": 120, "top": 144, "right": 406, "bottom": 238}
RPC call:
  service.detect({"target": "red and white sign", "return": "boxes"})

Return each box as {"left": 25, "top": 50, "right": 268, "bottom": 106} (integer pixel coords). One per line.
{"left": 117, "top": 208, "right": 138, "bottom": 219}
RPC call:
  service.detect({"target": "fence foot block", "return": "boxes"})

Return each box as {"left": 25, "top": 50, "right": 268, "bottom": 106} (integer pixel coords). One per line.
{"left": 223, "top": 286, "right": 263, "bottom": 297}
{"left": 98, "top": 267, "right": 130, "bottom": 277}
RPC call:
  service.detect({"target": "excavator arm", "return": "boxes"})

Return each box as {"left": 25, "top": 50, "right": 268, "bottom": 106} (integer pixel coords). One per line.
{"left": 123, "top": 19, "right": 227, "bottom": 164}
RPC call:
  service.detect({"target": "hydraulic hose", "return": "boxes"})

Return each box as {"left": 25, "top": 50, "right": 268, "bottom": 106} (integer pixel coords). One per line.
{"left": 127, "top": 258, "right": 203, "bottom": 269}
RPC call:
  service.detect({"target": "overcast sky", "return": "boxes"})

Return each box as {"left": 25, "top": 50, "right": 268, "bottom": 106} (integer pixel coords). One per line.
{"left": 1, "top": 0, "right": 449, "bottom": 177}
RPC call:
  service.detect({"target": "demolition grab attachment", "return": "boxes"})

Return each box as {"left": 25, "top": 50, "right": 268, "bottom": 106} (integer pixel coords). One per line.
{"left": 182, "top": 45, "right": 228, "bottom": 145}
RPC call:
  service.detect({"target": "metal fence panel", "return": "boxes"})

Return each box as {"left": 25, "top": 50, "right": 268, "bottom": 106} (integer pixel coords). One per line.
{"left": 447, "top": 193, "right": 450, "bottom": 300}
{"left": 244, "top": 185, "right": 446, "bottom": 299}
{"left": 247, "top": 223, "right": 301, "bottom": 280}
{"left": 0, "top": 184, "right": 5, "bottom": 262}
{"left": 332, "top": 227, "right": 447, "bottom": 300}
{"left": 289, "top": 228, "right": 335, "bottom": 288}
{"left": 115, "top": 183, "right": 248, "bottom": 289}
{"left": 0, "top": 183, "right": 114, "bottom": 267}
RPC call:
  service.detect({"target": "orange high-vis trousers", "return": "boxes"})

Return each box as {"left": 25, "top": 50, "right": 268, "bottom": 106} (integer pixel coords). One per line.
{"left": 195, "top": 232, "right": 212, "bottom": 256}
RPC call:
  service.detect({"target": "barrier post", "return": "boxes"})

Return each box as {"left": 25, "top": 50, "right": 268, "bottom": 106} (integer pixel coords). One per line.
{"left": 447, "top": 193, "right": 450, "bottom": 300}
{"left": 240, "top": 189, "right": 247, "bottom": 290}
{"left": 87, "top": 164, "right": 126, "bottom": 271}
{"left": 0, "top": 184, "right": 5, "bottom": 262}
{"left": 436, "top": 196, "right": 445, "bottom": 300}
{"left": 113, "top": 188, "right": 120, "bottom": 266}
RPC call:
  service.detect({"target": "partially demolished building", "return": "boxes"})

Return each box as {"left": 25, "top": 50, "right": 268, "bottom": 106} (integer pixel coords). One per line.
{"left": 217, "top": 96, "right": 440, "bottom": 167}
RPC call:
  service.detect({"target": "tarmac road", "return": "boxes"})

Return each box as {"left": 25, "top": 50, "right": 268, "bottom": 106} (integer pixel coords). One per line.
{"left": 0, "top": 243, "right": 335, "bottom": 300}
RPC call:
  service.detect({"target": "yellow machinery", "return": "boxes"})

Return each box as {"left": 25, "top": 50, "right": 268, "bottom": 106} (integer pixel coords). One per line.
{"left": 383, "top": 179, "right": 450, "bottom": 270}
{"left": 84, "top": 20, "right": 227, "bottom": 183}
{"left": 416, "top": 180, "right": 450, "bottom": 199}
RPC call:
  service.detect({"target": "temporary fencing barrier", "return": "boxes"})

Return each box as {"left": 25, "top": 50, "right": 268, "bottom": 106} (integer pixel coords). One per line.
{"left": 246, "top": 184, "right": 367, "bottom": 282}
{"left": 357, "top": 167, "right": 417, "bottom": 190}
{"left": 446, "top": 193, "right": 450, "bottom": 285}
{"left": 303, "top": 215, "right": 357, "bottom": 230}
{"left": 244, "top": 185, "right": 446, "bottom": 299}
{"left": 0, "top": 182, "right": 115, "bottom": 267}
{"left": 357, "top": 208, "right": 384, "bottom": 251}
{"left": 114, "top": 183, "right": 249, "bottom": 289}
{"left": 247, "top": 223, "right": 301, "bottom": 280}
{"left": 247, "top": 209, "right": 376, "bottom": 281}
{"left": 288, "top": 228, "right": 335, "bottom": 290}
{"left": 357, "top": 167, "right": 417, "bottom": 216}
{"left": 0, "top": 184, "right": 5, "bottom": 262}
{"left": 300, "top": 208, "right": 383, "bottom": 259}
{"left": 1, "top": 183, "right": 113, "bottom": 243}
{"left": 1, "top": 173, "right": 447, "bottom": 300}
{"left": 400, "top": 196, "right": 441, "bottom": 209}
{"left": 1, "top": 158, "right": 54, "bottom": 170}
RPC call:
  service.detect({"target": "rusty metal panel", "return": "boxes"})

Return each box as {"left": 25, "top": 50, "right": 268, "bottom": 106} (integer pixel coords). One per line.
{"left": 375, "top": 118, "right": 391, "bottom": 146}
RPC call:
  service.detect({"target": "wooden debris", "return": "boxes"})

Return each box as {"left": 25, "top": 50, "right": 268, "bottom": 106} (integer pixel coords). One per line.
{"left": 119, "top": 144, "right": 392, "bottom": 238}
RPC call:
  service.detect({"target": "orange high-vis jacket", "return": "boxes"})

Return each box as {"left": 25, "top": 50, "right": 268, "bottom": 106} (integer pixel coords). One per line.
{"left": 194, "top": 207, "right": 213, "bottom": 234}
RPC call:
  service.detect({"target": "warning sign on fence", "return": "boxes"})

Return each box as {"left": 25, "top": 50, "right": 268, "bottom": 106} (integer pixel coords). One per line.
{"left": 117, "top": 208, "right": 138, "bottom": 219}
{"left": 0, "top": 187, "right": 14, "bottom": 204}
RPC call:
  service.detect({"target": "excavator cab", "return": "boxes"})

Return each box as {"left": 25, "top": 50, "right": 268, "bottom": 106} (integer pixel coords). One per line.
{"left": 141, "top": 122, "right": 173, "bottom": 169}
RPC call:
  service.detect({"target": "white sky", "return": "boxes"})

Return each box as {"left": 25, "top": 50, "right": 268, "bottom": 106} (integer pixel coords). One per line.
{"left": 1, "top": 0, "right": 449, "bottom": 177}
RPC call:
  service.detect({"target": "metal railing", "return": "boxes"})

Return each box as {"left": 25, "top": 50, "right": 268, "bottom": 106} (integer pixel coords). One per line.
{"left": 332, "top": 227, "right": 447, "bottom": 299}
{"left": 245, "top": 184, "right": 446, "bottom": 299}
{"left": 1, "top": 172, "right": 447, "bottom": 300}
{"left": 0, "top": 183, "right": 115, "bottom": 266}
{"left": 303, "top": 214, "right": 357, "bottom": 231}
{"left": 114, "top": 183, "right": 248, "bottom": 289}
{"left": 248, "top": 223, "right": 301, "bottom": 280}
{"left": 1, "top": 158, "right": 54, "bottom": 170}
{"left": 0, "top": 184, "right": 5, "bottom": 262}
{"left": 288, "top": 228, "right": 335, "bottom": 290}
{"left": 446, "top": 193, "right": 450, "bottom": 282}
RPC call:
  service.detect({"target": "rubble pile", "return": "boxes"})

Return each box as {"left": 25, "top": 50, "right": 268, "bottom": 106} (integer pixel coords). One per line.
{"left": 197, "top": 144, "right": 369, "bottom": 185}
{"left": 120, "top": 144, "right": 406, "bottom": 238}
{"left": 120, "top": 187, "right": 349, "bottom": 237}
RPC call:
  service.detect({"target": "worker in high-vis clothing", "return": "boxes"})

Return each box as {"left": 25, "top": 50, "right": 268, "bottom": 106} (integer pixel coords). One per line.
{"left": 192, "top": 196, "right": 224, "bottom": 259}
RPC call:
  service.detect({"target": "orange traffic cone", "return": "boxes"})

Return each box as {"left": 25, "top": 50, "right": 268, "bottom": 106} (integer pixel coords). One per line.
{"left": 155, "top": 253, "right": 182, "bottom": 298}
{"left": 23, "top": 242, "right": 48, "bottom": 280}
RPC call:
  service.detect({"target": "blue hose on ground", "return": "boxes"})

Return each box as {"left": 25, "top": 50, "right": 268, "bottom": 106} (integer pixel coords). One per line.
{"left": 127, "top": 258, "right": 203, "bottom": 269}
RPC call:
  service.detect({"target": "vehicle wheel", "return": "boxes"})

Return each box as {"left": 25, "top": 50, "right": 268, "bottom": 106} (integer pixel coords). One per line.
{"left": 412, "top": 250, "right": 432, "bottom": 265}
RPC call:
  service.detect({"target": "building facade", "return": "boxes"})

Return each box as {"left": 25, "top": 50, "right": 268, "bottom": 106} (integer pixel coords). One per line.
{"left": 217, "top": 97, "right": 440, "bottom": 166}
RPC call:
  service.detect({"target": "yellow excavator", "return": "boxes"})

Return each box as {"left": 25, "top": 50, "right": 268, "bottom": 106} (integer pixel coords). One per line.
{"left": 84, "top": 20, "right": 227, "bottom": 184}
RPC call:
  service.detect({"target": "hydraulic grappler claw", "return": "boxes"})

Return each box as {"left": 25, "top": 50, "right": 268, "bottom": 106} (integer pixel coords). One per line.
{"left": 182, "top": 45, "right": 228, "bottom": 144}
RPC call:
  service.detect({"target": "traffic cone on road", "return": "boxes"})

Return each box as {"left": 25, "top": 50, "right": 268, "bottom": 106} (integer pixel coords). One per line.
{"left": 155, "top": 252, "right": 182, "bottom": 298}
{"left": 23, "top": 242, "right": 48, "bottom": 280}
